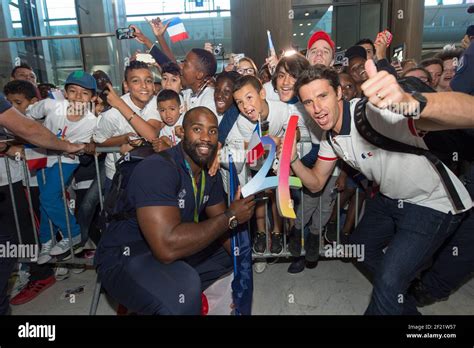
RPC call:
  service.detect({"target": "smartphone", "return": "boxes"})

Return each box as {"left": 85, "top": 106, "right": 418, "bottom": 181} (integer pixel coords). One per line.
{"left": 116, "top": 26, "right": 136, "bottom": 40}
{"left": 136, "top": 53, "right": 156, "bottom": 64}
{"left": 232, "top": 53, "right": 245, "bottom": 65}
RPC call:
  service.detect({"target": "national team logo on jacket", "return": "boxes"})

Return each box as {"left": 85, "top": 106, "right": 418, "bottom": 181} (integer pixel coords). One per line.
{"left": 361, "top": 152, "right": 374, "bottom": 159}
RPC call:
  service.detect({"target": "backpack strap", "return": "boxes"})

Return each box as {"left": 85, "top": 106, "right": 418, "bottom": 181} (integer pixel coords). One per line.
{"left": 353, "top": 98, "right": 466, "bottom": 211}
{"left": 106, "top": 150, "right": 183, "bottom": 223}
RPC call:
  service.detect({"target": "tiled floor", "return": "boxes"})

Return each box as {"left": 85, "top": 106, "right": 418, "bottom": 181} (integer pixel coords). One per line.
{"left": 10, "top": 258, "right": 474, "bottom": 315}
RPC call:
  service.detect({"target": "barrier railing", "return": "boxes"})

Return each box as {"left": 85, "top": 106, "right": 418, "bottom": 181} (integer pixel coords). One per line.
{"left": 2, "top": 147, "right": 121, "bottom": 266}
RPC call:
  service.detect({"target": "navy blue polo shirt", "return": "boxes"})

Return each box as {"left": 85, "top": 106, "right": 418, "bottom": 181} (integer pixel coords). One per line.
{"left": 451, "top": 42, "right": 474, "bottom": 95}
{"left": 98, "top": 144, "right": 225, "bottom": 265}
{"left": 0, "top": 95, "right": 12, "bottom": 114}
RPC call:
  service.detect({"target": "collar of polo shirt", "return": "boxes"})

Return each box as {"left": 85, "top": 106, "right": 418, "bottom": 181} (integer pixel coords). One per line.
{"left": 330, "top": 100, "right": 352, "bottom": 137}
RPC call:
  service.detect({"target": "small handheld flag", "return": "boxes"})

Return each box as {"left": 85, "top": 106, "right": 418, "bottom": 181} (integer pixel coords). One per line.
{"left": 267, "top": 30, "right": 276, "bottom": 56}
{"left": 246, "top": 123, "right": 264, "bottom": 166}
{"left": 164, "top": 17, "right": 189, "bottom": 43}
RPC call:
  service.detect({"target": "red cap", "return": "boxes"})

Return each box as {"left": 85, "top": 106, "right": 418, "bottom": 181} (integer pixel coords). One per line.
{"left": 307, "top": 31, "right": 335, "bottom": 51}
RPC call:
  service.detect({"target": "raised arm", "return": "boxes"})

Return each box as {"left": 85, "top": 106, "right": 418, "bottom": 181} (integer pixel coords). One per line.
{"left": 104, "top": 83, "right": 161, "bottom": 140}
{"left": 361, "top": 59, "right": 474, "bottom": 131}
{"left": 147, "top": 17, "right": 177, "bottom": 64}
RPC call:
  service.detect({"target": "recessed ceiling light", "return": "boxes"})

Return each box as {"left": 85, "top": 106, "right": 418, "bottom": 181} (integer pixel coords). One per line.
{"left": 300, "top": 32, "right": 304, "bottom": 36}
{"left": 304, "top": 12, "right": 309, "bottom": 16}
{"left": 299, "top": 23, "right": 303, "bottom": 27}
{"left": 307, "top": 23, "right": 311, "bottom": 26}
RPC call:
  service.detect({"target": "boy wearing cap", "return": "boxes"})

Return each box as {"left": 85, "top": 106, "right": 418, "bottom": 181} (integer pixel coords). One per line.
{"left": 27, "top": 70, "right": 98, "bottom": 262}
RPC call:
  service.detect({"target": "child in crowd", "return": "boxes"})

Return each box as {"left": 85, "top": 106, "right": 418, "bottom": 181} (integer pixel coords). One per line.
{"left": 27, "top": 71, "right": 98, "bottom": 264}
{"left": 152, "top": 89, "right": 184, "bottom": 152}
{"left": 3, "top": 80, "right": 57, "bottom": 305}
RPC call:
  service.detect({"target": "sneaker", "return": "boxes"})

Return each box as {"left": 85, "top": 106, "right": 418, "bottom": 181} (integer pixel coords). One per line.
{"left": 10, "top": 269, "right": 30, "bottom": 298}
{"left": 287, "top": 257, "right": 305, "bottom": 274}
{"left": 10, "top": 276, "right": 56, "bottom": 305}
{"left": 270, "top": 233, "right": 283, "bottom": 254}
{"left": 254, "top": 260, "right": 267, "bottom": 273}
{"left": 253, "top": 232, "right": 267, "bottom": 254}
{"left": 54, "top": 267, "right": 70, "bottom": 281}
{"left": 288, "top": 227, "right": 302, "bottom": 257}
{"left": 304, "top": 233, "right": 320, "bottom": 263}
{"left": 50, "top": 235, "right": 82, "bottom": 256}
{"left": 71, "top": 266, "right": 86, "bottom": 274}
{"left": 37, "top": 240, "right": 53, "bottom": 265}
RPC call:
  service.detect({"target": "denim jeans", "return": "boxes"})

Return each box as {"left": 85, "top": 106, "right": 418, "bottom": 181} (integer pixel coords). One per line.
{"left": 419, "top": 164, "right": 474, "bottom": 300}
{"left": 349, "top": 193, "right": 465, "bottom": 315}
{"left": 96, "top": 242, "right": 232, "bottom": 315}
{"left": 37, "top": 163, "right": 80, "bottom": 243}
{"left": 76, "top": 161, "right": 106, "bottom": 245}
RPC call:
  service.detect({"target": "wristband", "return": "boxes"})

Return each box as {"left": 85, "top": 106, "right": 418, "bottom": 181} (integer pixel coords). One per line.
{"left": 290, "top": 154, "right": 298, "bottom": 164}
{"left": 128, "top": 112, "right": 137, "bottom": 123}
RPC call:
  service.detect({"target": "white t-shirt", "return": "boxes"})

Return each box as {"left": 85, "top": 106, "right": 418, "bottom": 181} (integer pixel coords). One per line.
{"left": 28, "top": 98, "right": 97, "bottom": 167}
{"left": 0, "top": 125, "right": 22, "bottom": 186}
{"left": 160, "top": 113, "right": 184, "bottom": 146}
{"left": 182, "top": 86, "right": 220, "bottom": 123}
{"left": 236, "top": 99, "right": 292, "bottom": 139}
{"left": 317, "top": 99, "right": 472, "bottom": 214}
{"left": 93, "top": 93, "right": 161, "bottom": 179}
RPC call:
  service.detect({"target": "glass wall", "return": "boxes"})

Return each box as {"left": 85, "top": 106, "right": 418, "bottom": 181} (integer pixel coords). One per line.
{"left": 423, "top": 0, "right": 473, "bottom": 51}
{"left": 291, "top": 0, "right": 384, "bottom": 54}
{"left": 124, "top": 0, "right": 231, "bottom": 65}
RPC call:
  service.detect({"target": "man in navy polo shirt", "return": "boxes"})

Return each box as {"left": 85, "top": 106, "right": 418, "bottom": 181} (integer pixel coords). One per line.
{"left": 287, "top": 62, "right": 474, "bottom": 315}
{"left": 95, "top": 106, "right": 255, "bottom": 315}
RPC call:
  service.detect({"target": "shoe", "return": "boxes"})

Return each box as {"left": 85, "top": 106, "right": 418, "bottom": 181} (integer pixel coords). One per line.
{"left": 10, "top": 276, "right": 56, "bottom": 305}
{"left": 71, "top": 266, "right": 86, "bottom": 274}
{"left": 287, "top": 257, "right": 305, "bottom": 274}
{"left": 324, "top": 221, "right": 338, "bottom": 243}
{"left": 37, "top": 240, "right": 53, "bottom": 265}
{"left": 254, "top": 260, "right": 267, "bottom": 273}
{"left": 410, "top": 279, "right": 438, "bottom": 307}
{"left": 288, "top": 227, "right": 302, "bottom": 257}
{"left": 304, "top": 233, "right": 320, "bottom": 263}
{"left": 253, "top": 232, "right": 267, "bottom": 254}
{"left": 56, "top": 244, "right": 84, "bottom": 262}
{"left": 50, "top": 235, "right": 82, "bottom": 256}
{"left": 270, "top": 233, "right": 283, "bottom": 254}
{"left": 54, "top": 267, "right": 70, "bottom": 281}
{"left": 10, "top": 269, "right": 30, "bottom": 298}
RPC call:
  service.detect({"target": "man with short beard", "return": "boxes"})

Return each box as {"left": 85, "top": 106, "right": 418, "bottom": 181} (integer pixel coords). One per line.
{"left": 95, "top": 107, "right": 256, "bottom": 315}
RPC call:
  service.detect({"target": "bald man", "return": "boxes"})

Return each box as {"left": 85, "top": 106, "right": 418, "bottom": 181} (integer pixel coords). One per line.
{"left": 95, "top": 106, "right": 255, "bottom": 315}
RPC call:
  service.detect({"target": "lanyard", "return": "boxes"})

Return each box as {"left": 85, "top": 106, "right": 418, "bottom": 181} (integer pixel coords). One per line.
{"left": 184, "top": 160, "right": 206, "bottom": 223}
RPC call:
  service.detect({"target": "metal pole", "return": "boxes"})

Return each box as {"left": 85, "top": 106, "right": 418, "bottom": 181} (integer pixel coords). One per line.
{"left": 21, "top": 159, "right": 39, "bottom": 247}
{"left": 355, "top": 187, "right": 359, "bottom": 228}
{"left": 4, "top": 157, "right": 22, "bottom": 245}
{"left": 57, "top": 156, "right": 75, "bottom": 263}
{"left": 0, "top": 33, "right": 115, "bottom": 43}
{"left": 94, "top": 154, "right": 104, "bottom": 211}
{"left": 41, "top": 168, "right": 56, "bottom": 245}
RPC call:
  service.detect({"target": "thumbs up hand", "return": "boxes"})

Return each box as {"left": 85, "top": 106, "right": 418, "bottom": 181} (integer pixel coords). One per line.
{"left": 361, "top": 59, "right": 412, "bottom": 110}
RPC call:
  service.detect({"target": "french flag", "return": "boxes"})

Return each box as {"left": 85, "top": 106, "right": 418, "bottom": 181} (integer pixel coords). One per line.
{"left": 246, "top": 123, "right": 264, "bottom": 166}
{"left": 24, "top": 144, "right": 47, "bottom": 170}
{"left": 165, "top": 17, "right": 189, "bottom": 43}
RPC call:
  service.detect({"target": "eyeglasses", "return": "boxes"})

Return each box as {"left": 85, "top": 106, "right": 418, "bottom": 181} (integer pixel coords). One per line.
{"left": 237, "top": 68, "right": 255, "bottom": 75}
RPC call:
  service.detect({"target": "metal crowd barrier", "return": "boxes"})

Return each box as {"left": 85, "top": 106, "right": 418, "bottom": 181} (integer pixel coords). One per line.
{"left": 2, "top": 147, "right": 121, "bottom": 267}
{"left": 244, "top": 138, "right": 366, "bottom": 260}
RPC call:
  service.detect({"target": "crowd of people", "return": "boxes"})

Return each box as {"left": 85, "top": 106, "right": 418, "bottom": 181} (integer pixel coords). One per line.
{"left": 0, "top": 16, "right": 473, "bottom": 315}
